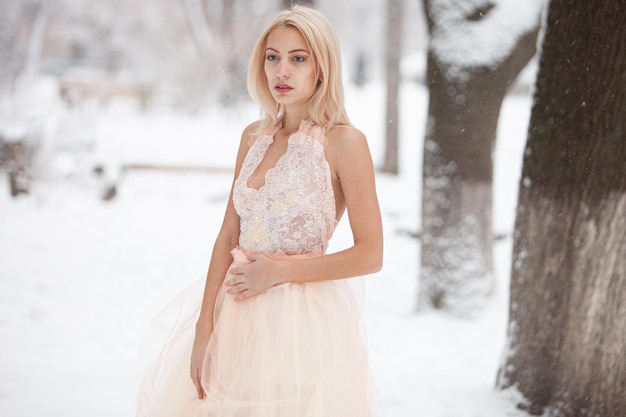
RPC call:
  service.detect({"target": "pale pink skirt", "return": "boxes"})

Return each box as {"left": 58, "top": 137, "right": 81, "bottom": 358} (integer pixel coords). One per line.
{"left": 137, "top": 249, "right": 384, "bottom": 417}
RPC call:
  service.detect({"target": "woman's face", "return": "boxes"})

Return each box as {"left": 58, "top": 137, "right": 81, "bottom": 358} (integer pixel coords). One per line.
{"left": 264, "top": 26, "right": 318, "bottom": 111}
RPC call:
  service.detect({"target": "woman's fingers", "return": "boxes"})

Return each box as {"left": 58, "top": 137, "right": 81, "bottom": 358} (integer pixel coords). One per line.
{"left": 227, "top": 284, "right": 244, "bottom": 294}
{"left": 225, "top": 256, "right": 273, "bottom": 300}
{"left": 224, "top": 265, "right": 244, "bottom": 287}
{"left": 234, "top": 290, "right": 254, "bottom": 302}
{"left": 192, "top": 368, "right": 205, "bottom": 399}
{"left": 228, "top": 265, "right": 243, "bottom": 276}
{"left": 190, "top": 335, "right": 209, "bottom": 400}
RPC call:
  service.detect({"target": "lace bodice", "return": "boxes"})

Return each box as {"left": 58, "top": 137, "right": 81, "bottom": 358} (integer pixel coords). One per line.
{"left": 233, "top": 120, "right": 337, "bottom": 255}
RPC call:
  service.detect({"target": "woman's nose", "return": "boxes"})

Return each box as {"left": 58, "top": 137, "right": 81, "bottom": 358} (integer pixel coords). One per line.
{"left": 276, "top": 61, "right": 290, "bottom": 78}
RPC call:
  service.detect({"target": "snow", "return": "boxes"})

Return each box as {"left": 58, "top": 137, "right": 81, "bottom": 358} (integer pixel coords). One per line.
{"left": 0, "top": 80, "right": 532, "bottom": 417}
{"left": 427, "top": 0, "right": 544, "bottom": 81}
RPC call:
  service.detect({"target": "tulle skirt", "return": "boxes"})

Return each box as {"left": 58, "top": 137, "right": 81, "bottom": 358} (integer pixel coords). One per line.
{"left": 137, "top": 249, "right": 384, "bottom": 417}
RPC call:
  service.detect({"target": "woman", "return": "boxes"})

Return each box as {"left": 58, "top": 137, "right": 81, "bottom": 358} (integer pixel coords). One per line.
{"left": 138, "top": 6, "right": 384, "bottom": 417}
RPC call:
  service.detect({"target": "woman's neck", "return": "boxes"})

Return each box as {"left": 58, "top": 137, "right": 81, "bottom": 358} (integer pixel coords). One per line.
{"left": 281, "top": 107, "right": 308, "bottom": 133}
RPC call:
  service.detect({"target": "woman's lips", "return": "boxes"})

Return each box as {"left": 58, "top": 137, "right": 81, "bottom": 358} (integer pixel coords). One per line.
{"left": 274, "top": 84, "right": 293, "bottom": 93}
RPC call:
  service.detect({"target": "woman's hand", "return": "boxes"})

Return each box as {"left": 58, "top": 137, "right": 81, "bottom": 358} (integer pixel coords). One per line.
{"left": 190, "top": 332, "right": 210, "bottom": 399}
{"left": 224, "top": 253, "right": 280, "bottom": 301}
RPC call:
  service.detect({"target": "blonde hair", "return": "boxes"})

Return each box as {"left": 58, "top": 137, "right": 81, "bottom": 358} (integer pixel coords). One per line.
{"left": 247, "top": 5, "right": 350, "bottom": 134}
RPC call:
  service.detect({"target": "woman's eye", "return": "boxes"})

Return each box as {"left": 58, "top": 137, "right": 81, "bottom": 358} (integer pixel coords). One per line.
{"left": 266, "top": 54, "right": 278, "bottom": 61}
{"left": 292, "top": 55, "right": 305, "bottom": 63}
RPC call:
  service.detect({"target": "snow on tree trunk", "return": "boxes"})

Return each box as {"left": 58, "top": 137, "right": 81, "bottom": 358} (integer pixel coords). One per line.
{"left": 419, "top": 0, "right": 541, "bottom": 315}
{"left": 497, "top": 1, "right": 626, "bottom": 416}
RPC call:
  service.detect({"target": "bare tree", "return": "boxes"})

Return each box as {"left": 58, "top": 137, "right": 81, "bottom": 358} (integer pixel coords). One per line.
{"left": 497, "top": 1, "right": 626, "bottom": 416}
{"left": 381, "top": 0, "right": 403, "bottom": 175}
{"left": 281, "top": 0, "right": 314, "bottom": 10}
{"left": 28, "top": 0, "right": 276, "bottom": 108}
{"left": 41, "top": 0, "right": 206, "bottom": 105}
{"left": 0, "top": 0, "right": 46, "bottom": 92}
{"left": 0, "top": 0, "right": 47, "bottom": 197}
{"left": 418, "top": 0, "right": 540, "bottom": 315}
{"left": 182, "top": 0, "right": 263, "bottom": 105}
{"left": 182, "top": 0, "right": 217, "bottom": 58}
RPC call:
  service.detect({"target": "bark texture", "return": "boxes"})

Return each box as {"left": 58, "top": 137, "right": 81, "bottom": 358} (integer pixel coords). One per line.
{"left": 419, "top": 0, "right": 538, "bottom": 314}
{"left": 497, "top": 1, "right": 626, "bottom": 416}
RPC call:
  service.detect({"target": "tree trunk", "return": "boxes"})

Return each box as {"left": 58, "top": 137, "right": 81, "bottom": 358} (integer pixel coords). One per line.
{"left": 23, "top": 1, "right": 46, "bottom": 79}
{"left": 497, "top": 1, "right": 626, "bottom": 416}
{"left": 381, "top": 0, "right": 403, "bottom": 175}
{"left": 0, "top": 1, "right": 45, "bottom": 92}
{"left": 419, "top": 0, "right": 539, "bottom": 314}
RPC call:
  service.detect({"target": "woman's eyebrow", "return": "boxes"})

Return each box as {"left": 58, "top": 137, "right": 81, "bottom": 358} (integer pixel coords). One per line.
{"left": 265, "top": 47, "right": 309, "bottom": 54}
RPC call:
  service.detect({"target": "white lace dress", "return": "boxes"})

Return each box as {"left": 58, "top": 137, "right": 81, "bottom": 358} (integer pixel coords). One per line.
{"left": 137, "top": 120, "right": 383, "bottom": 417}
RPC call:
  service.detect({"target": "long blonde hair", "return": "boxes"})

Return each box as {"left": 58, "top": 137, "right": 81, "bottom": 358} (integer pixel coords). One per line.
{"left": 247, "top": 6, "right": 350, "bottom": 134}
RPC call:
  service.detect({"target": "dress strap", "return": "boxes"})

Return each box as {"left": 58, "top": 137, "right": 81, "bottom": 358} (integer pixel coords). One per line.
{"left": 297, "top": 119, "right": 328, "bottom": 149}
{"left": 247, "top": 121, "right": 281, "bottom": 146}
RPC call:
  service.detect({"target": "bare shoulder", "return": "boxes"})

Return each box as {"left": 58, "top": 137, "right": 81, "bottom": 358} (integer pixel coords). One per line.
{"left": 326, "top": 125, "right": 369, "bottom": 159}
{"left": 324, "top": 124, "right": 375, "bottom": 182}
{"left": 241, "top": 120, "right": 262, "bottom": 144}
{"left": 232, "top": 120, "right": 262, "bottom": 170}
{"left": 325, "top": 124, "right": 369, "bottom": 155}
{"left": 326, "top": 124, "right": 366, "bottom": 143}
{"left": 244, "top": 120, "right": 261, "bottom": 132}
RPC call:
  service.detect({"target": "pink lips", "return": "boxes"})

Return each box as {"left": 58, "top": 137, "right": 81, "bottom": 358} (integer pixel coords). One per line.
{"left": 274, "top": 84, "right": 293, "bottom": 93}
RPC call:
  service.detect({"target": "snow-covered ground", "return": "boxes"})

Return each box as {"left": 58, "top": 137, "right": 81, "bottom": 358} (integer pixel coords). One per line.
{"left": 0, "top": 81, "right": 531, "bottom": 417}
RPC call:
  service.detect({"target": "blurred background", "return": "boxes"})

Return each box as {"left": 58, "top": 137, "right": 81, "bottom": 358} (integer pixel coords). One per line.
{"left": 0, "top": 0, "right": 426, "bottom": 196}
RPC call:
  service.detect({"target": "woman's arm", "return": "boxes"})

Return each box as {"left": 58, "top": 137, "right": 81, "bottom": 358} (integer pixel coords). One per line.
{"left": 190, "top": 121, "right": 257, "bottom": 398}
{"left": 225, "top": 125, "right": 383, "bottom": 301}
